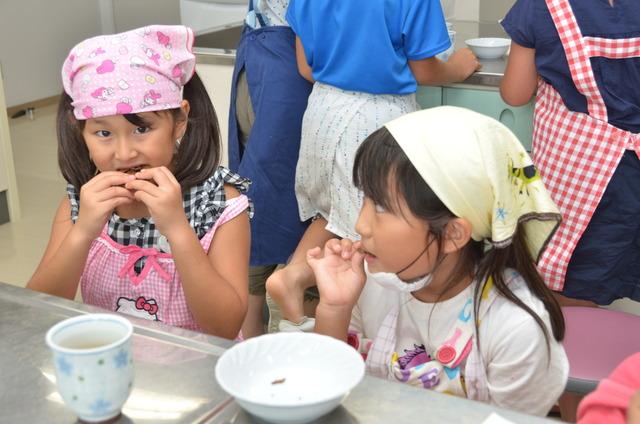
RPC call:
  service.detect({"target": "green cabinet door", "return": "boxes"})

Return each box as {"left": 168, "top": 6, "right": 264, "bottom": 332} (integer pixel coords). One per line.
{"left": 416, "top": 85, "right": 534, "bottom": 151}
{"left": 416, "top": 86, "right": 443, "bottom": 110}
{"left": 442, "top": 87, "right": 534, "bottom": 151}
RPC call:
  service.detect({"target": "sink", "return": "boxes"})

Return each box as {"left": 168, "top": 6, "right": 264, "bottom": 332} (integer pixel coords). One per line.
{"left": 180, "top": 0, "right": 247, "bottom": 35}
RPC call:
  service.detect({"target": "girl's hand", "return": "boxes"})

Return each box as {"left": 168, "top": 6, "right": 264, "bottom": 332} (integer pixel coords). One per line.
{"left": 306, "top": 238, "right": 366, "bottom": 310}
{"left": 76, "top": 172, "right": 135, "bottom": 240}
{"left": 448, "top": 47, "right": 482, "bottom": 80}
{"left": 126, "top": 166, "right": 189, "bottom": 238}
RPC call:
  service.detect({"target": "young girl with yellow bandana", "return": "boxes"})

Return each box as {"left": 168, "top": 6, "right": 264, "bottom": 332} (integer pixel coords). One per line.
{"left": 287, "top": 107, "right": 569, "bottom": 415}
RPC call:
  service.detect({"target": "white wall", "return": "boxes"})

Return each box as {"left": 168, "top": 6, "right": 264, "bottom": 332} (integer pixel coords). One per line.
{"left": 0, "top": 0, "right": 180, "bottom": 107}
{"left": 479, "top": 0, "right": 515, "bottom": 22}
{"left": 196, "top": 62, "right": 234, "bottom": 167}
{"left": 455, "top": 0, "right": 480, "bottom": 21}
{"left": 112, "top": 0, "right": 180, "bottom": 32}
{"left": 0, "top": 0, "right": 103, "bottom": 107}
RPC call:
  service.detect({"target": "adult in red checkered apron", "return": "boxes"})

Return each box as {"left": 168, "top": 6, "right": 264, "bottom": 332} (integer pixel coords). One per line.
{"left": 532, "top": 0, "right": 640, "bottom": 299}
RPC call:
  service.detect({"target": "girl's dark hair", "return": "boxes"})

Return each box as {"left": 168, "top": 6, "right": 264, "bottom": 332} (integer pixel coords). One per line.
{"left": 57, "top": 72, "right": 220, "bottom": 190}
{"left": 353, "top": 127, "right": 565, "bottom": 353}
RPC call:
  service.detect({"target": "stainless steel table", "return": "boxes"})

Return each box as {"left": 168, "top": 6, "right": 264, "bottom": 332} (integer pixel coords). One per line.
{"left": 214, "top": 377, "right": 557, "bottom": 424}
{"left": 0, "top": 283, "right": 558, "bottom": 423}
{"left": 0, "top": 282, "right": 234, "bottom": 423}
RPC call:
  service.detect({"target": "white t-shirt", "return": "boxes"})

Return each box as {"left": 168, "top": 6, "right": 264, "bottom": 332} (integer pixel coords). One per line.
{"left": 350, "top": 269, "right": 569, "bottom": 416}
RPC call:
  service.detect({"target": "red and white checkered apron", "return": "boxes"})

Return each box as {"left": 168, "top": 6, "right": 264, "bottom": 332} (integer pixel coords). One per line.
{"left": 80, "top": 195, "right": 249, "bottom": 331}
{"left": 533, "top": 0, "right": 640, "bottom": 291}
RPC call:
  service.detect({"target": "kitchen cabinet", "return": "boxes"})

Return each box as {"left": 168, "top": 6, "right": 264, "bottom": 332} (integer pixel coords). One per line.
{"left": 417, "top": 85, "right": 534, "bottom": 151}
{"left": 0, "top": 65, "right": 20, "bottom": 223}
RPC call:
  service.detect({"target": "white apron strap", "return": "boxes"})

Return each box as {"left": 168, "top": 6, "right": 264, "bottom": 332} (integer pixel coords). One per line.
{"left": 463, "top": 276, "right": 503, "bottom": 402}
{"left": 365, "top": 307, "right": 400, "bottom": 378}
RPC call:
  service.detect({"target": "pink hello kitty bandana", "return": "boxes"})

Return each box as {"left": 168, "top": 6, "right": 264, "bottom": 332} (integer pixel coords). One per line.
{"left": 62, "top": 25, "right": 196, "bottom": 120}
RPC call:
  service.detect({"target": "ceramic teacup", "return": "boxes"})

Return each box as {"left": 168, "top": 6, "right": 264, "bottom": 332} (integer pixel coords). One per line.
{"left": 46, "top": 314, "right": 134, "bottom": 422}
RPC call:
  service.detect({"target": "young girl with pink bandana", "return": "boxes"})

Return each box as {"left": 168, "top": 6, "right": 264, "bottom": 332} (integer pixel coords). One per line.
{"left": 27, "top": 25, "right": 252, "bottom": 339}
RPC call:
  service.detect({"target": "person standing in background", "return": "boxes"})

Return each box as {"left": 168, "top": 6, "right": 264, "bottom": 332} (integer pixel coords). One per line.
{"left": 267, "top": 0, "right": 480, "bottom": 328}
{"left": 228, "top": 0, "right": 312, "bottom": 337}
{"left": 501, "top": 0, "right": 640, "bottom": 306}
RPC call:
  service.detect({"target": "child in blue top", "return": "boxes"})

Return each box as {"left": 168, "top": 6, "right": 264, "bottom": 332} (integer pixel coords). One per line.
{"left": 267, "top": 0, "right": 480, "bottom": 325}
{"left": 500, "top": 0, "right": 640, "bottom": 305}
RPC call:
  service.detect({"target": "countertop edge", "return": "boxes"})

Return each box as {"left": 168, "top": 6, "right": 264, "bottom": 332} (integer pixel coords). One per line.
{"left": 194, "top": 48, "right": 504, "bottom": 88}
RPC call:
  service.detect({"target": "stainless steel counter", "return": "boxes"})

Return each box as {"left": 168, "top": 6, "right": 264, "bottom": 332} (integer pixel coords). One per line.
{"left": 1, "top": 282, "right": 559, "bottom": 423}
{"left": 0, "top": 282, "right": 233, "bottom": 423}
{"left": 192, "top": 21, "right": 509, "bottom": 87}
{"left": 215, "top": 379, "right": 557, "bottom": 424}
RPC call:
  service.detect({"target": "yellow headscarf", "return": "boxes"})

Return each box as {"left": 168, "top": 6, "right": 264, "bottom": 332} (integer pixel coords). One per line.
{"left": 385, "top": 106, "right": 561, "bottom": 262}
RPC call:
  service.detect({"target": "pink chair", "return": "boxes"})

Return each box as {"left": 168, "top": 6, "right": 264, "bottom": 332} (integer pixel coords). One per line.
{"left": 563, "top": 306, "right": 640, "bottom": 394}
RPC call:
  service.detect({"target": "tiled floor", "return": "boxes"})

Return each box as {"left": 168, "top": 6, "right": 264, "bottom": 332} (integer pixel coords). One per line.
{"left": 2, "top": 102, "right": 640, "bottom": 316}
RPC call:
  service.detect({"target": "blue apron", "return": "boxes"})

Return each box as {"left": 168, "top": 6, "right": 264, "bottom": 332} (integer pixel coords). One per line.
{"left": 228, "top": 7, "right": 312, "bottom": 266}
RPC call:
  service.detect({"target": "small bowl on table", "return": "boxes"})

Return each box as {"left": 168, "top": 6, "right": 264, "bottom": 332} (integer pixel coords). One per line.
{"left": 215, "top": 332, "right": 365, "bottom": 424}
{"left": 465, "top": 37, "right": 511, "bottom": 59}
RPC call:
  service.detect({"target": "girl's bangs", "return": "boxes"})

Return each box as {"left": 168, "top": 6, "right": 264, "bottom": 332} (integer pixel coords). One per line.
{"left": 122, "top": 108, "right": 177, "bottom": 127}
{"left": 353, "top": 127, "right": 404, "bottom": 214}
{"left": 123, "top": 112, "right": 152, "bottom": 127}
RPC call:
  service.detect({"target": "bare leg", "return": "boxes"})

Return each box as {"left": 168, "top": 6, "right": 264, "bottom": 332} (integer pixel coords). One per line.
{"left": 266, "top": 292, "right": 283, "bottom": 333}
{"left": 241, "top": 265, "right": 277, "bottom": 338}
{"left": 241, "top": 294, "right": 266, "bottom": 338}
{"left": 266, "top": 218, "right": 335, "bottom": 323}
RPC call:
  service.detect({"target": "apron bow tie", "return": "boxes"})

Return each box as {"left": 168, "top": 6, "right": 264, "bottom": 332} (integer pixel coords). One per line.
{"left": 118, "top": 245, "right": 172, "bottom": 285}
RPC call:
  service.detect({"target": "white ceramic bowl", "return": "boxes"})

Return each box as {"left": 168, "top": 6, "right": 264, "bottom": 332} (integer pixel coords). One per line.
{"left": 215, "top": 332, "right": 365, "bottom": 424}
{"left": 465, "top": 37, "right": 511, "bottom": 59}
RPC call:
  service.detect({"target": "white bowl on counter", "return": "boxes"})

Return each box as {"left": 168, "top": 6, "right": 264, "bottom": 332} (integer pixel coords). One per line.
{"left": 465, "top": 37, "right": 511, "bottom": 59}
{"left": 215, "top": 332, "right": 365, "bottom": 424}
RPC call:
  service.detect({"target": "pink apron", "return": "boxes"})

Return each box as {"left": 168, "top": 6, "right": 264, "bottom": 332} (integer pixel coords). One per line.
{"left": 533, "top": 0, "right": 640, "bottom": 290}
{"left": 80, "top": 195, "right": 249, "bottom": 331}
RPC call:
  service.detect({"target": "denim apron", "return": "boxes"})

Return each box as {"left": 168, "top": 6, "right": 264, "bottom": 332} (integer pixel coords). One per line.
{"left": 228, "top": 2, "right": 312, "bottom": 265}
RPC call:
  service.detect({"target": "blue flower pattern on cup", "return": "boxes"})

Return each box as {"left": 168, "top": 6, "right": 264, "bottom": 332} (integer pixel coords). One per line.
{"left": 53, "top": 350, "right": 133, "bottom": 421}
{"left": 57, "top": 356, "right": 73, "bottom": 376}
{"left": 90, "top": 399, "right": 112, "bottom": 414}
{"left": 114, "top": 349, "right": 128, "bottom": 369}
